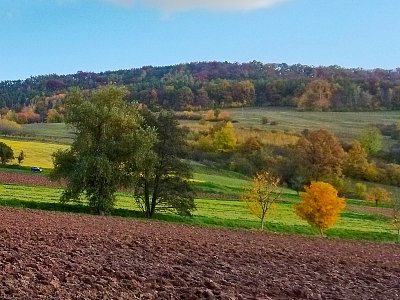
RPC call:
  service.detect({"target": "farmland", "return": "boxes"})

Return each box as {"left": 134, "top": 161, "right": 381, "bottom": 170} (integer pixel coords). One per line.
{"left": 0, "top": 108, "right": 399, "bottom": 299}
{"left": 0, "top": 207, "right": 399, "bottom": 299}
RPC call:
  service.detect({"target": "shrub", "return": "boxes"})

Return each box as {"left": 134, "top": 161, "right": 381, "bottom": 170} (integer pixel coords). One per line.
{"left": 363, "top": 187, "right": 390, "bottom": 206}
{"left": 354, "top": 183, "right": 367, "bottom": 199}
{"left": 0, "top": 119, "right": 22, "bottom": 135}
{"left": 261, "top": 117, "right": 269, "bottom": 125}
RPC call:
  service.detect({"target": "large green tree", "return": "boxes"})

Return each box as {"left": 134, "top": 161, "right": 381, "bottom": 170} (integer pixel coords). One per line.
{"left": 51, "top": 86, "right": 154, "bottom": 215}
{"left": 133, "top": 109, "right": 195, "bottom": 218}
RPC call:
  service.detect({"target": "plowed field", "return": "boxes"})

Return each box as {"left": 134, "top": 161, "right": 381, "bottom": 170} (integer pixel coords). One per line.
{"left": 0, "top": 207, "right": 399, "bottom": 300}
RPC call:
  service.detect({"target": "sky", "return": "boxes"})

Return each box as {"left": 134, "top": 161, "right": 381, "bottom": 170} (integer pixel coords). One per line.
{"left": 0, "top": 0, "right": 399, "bottom": 81}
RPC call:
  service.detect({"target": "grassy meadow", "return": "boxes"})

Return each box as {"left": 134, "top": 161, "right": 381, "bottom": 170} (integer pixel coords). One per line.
{"left": 0, "top": 181, "right": 396, "bottom": 242}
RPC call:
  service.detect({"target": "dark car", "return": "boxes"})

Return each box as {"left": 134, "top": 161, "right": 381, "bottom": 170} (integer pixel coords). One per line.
{"left": 31, "top": 166, "right": 43, "bottom": 173}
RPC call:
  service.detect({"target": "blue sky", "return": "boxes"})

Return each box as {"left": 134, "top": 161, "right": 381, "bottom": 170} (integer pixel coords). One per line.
{"left": 0, "top": 0, "right": 399, "bottom": 81}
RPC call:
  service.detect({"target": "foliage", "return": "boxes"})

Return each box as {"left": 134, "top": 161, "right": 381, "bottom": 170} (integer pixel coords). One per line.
{"left": 363, "top": 187, "right": 390, "bottom": 206}
{"left": 0, "top": 119, "right": 22, "bottom": 135}
{"left": 3, "top": 62, "right": 400, "bottom": 117}
{"left": 354, "top": 183, "right": 367, "bottom": 199}
{"left": 17, "top": 150, "right": 25, "bottom": 165}
{"left": 133, "top": 109, "right": 195, "bottom": 218}
{"left": 295, "top": 181, "right": 345, "bottom": 236}
{"left": 343, "top": 141, "right": 377, "bottom": 180}
{"left": 46, "top": 109, "right": 64, "bottom": 123}
{"left": 51, "top": 86, "right": 154, "bottom": 215}
{"left": 213, "top": 121, "right": 237, "bottom": 151}
{"left": 294, "top": 129, "right": 345, "bottom": 181}
{"left": 359, "top": 127, "right": 383, "bottom": 156}
{"left": 0, "top": 142, "right": 14, "bottom": 165}
{"left": 196, "top": 121, "right": 237, "bottom": 152}
{"left": 297, "top": 79, "right": 336, "bottom": 111}
{"left": 241, "top": 171, "right": 281, "bottom": 229}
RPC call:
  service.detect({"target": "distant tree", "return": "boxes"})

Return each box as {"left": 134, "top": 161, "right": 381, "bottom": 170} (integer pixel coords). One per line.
{"left": 133, "top": 109, "right": 195, "bottom": 218}
{"left": 297, "top": 79, "right": 336, "bottom": 111}
{"left": 343, "top": 141, "right": 372, "bottom": 179}
{"left": 232, "top": 80, "right": 255, "bottom": 105}
{"left": 359, "top": 127, "right": 382, "bottom": 156}
{"left": 17, "top": 150, "right": 25, "bottom": 165}
{"left": 0, "top": 142, "right": 14, "bottom": 165}
{"left": 51, "top": 86, "right": 154, "bottom": 215}
{"left": 241, "top": 171, "right": 281, "bottom": 229}
{"left": 295, "top": 181, "right": 345, "bottom": 236}
{"left": 46, "top": 109, "right": 64, "bottom": 123}
{"left": 0, "top": 119, "right": 22, "bottom": 136}
{"left": 294, "top": 129, "right": 345, "bottom": 181}
{"left": 213, "top": 121, "right": 237, "bottom": 151}
{"left": 363, "top": 187, "right": 390, "bottom": 206}
{"left": 354, "top": 182, "right": 367, "bottom": 200}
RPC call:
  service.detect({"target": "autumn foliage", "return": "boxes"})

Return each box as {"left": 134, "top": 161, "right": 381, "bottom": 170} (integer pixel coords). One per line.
{"left": 295, "top": 181, "right": 345, "bottom": 236}
{"left": 363, "top": 187, "right": 390, "bottom": 206}
{"left": 241, "top": 171, "right": 281, "bottom": 229}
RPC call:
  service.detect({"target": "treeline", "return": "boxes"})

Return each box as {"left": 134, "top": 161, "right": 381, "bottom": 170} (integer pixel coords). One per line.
{"left": 1, "top": 62, "right": 400, "bottom": 117}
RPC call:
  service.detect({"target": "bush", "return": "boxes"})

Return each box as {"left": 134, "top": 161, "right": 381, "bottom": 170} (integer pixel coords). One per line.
{"left": 354, "top": 183, "right": 367, "bottom": 199}
{"left": 270, "top": 121, "right": 278, "bottom": 126}
{"left": 261, "top": 117, "right": 269, "bottom": 125}
{"left": 0, "top": 119, "right": 22, "bottom": 135}
{"left": 363, "top": 187, "right": 390, "bottom": 206}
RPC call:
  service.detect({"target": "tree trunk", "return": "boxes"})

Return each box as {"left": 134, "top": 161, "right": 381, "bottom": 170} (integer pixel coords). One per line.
{"left": 260, "top": 217, "right": 264, "bottom": 230}
{"left": 319, "top": 227, "right": 324, "bottom": 237}
{"left": 144, "top": 181, "right": 151, "bottom": 218}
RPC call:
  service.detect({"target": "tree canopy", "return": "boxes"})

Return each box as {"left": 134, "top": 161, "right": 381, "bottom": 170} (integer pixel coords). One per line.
{"left": 133, "top": 109, "right": 195, "bottom": 218}
{"left": 295, "top": 181, "right": 345, "bottom": 236}
{"left": 51, "top": 86, "right": 154, "bottom": 215}
{"left": 0, "top": 142, "right": 14, "bottom": 165}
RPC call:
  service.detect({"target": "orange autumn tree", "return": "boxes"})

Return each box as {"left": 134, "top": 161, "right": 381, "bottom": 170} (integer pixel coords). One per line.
{"left": 295, "top": 181, "right": 345, "bottom": 236}
{"left": 241, "top": 171, "right": 281, "bottom": 229}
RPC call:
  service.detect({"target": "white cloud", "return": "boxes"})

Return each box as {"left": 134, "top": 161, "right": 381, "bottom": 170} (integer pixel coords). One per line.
{"left": 103, "top": 0, "right": 290, "bottom": 12}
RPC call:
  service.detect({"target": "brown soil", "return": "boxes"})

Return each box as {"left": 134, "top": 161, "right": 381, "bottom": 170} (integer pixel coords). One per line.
{"left": 0, "top": 207, "right": 399, "bottom": 300}
{"left": 0, "top": 170, "right": 62, "bottom": 187}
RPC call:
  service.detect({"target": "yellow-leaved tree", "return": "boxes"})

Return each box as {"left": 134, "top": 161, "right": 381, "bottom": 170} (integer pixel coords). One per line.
{"left": 295, "top": 181, "right": 345, "bottom": 236}
{"left": 241, "top": 171, "right": 281, "bottom": 229}
{"left": 213, "top": 121, "right": 237, "bottom": 151}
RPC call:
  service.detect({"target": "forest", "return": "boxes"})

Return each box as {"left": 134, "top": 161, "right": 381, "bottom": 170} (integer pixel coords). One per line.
{"left": 1, "top": 61, "right": 400, "bottom": 124}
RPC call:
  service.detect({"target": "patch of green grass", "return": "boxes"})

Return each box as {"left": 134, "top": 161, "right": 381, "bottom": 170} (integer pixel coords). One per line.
{"left": 1, "top": 183, "right": 396, "bottom": 242}
{"left": 21, "top": 123, "right": 74, "bottom": 144}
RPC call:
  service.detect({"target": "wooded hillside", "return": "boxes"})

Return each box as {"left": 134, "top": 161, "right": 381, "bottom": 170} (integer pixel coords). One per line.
{"left": 2, "top": 61, "right": 400, "bottom": 112}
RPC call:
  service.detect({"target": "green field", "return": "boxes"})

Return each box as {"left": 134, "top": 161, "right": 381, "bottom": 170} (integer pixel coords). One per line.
{"left": 22, "top": 123, "right": 75, "bottom": 144}
{"left": 228, "top": 107, "right": 400, "bottom": 140}
{"left": 0, "top": 182, "right": 396, "bottom": 241}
